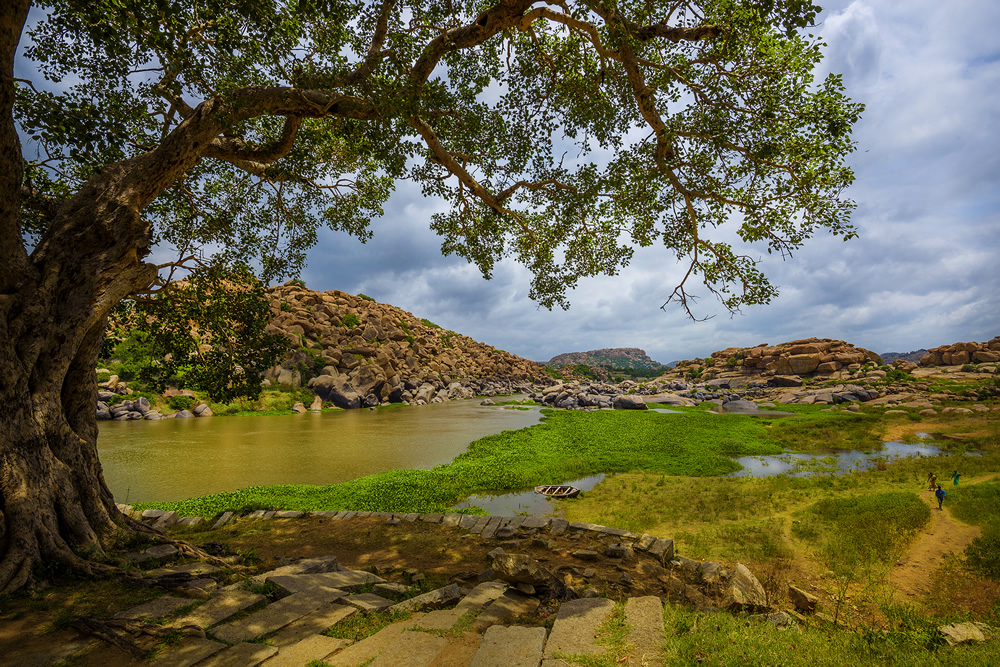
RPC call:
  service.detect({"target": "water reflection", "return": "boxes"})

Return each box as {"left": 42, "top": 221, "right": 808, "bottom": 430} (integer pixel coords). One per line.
{"left": 453, "top": 474, "right": 606, "bottom": 516}
{"left": 727, "top": 441, "right": 953, "bottom": 478}
{"left": 97, "top": 401, "right": 542, "bottom": 503}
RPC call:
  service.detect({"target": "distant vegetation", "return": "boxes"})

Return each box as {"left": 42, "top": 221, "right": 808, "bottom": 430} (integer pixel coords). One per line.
{"left": 545, "top": 347, "right": 668, "bottom": 381}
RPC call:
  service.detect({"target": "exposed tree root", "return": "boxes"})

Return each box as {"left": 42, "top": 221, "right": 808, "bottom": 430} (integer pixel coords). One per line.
{"left": 70, "top": 617, "right": 205, "bottom": 660}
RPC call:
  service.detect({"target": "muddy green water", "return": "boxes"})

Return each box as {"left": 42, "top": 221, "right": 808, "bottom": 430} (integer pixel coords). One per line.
{"left": 97, "top": 402, "right": 542, "bottom": 503}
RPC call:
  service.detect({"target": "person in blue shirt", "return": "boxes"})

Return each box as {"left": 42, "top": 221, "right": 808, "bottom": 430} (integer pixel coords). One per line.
{"left": 935, "top": 484, "right": 946, "bottom": 510}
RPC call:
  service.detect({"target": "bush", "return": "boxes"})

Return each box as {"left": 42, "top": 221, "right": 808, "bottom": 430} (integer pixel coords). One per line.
{"left": 166, "top": 395, "right": 195, "bottom": 411}
{"left": 342, "top": 313, "right": 360, "bottom": 329}
{"left": 965, "top": 528, "right": 1000, "bottom": 579}
{"left": 358, "top": 293, "right": 375, "bottom": 302}
{"left": 289, "top": 278, "right": 306, "bottom": 288}
{"left": 421, "top": 318, "right": 442, "bottom": 329}
{"left": 961, "top": 363, "right": 977, "bottom": 373}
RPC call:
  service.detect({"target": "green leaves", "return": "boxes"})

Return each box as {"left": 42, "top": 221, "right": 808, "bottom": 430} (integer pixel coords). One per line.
{"left": 17, "top": 0, "right": 862, "bottom": 319}
{"left": 124, "top": 265, "right": 289, "bottom": 402}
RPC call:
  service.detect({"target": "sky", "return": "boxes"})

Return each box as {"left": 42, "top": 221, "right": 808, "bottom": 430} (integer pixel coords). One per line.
{"left": 297, "top": 0, "right": 1000, "bottom": 363}
{"left": 17, "top": 1, "right": 1000, "bottom": 365}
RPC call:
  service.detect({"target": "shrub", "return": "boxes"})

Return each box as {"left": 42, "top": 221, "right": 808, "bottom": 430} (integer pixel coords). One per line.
{"left": 166, "top": 395, "right": 195, "bottom": 411}
{"left": 342, "top": 313, "right": 361, "bottom": 329}
{"left": 289, "top": 278, "right": 306, "bottom": 288}
{"left": 960, "top": 363, "right": 977, "bottom": 373}
{"left": 965, "top": 528, "right": 1000, "bottom": 579}
{"left": 280, "top": 301, "right": 291, "bottom": 312}
{"left": 358, "top": 293, "right": 375, "bottom": 302}
{"left": 421, "top": 318, "right": 442, "bottom": 329}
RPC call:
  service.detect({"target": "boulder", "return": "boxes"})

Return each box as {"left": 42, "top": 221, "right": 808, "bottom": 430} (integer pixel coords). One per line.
{"left": 612, "top": 395, "right": 648, "bottom": 410}
{"left": 309, "top": 374, "right": 362, "bottom": 410}
{"left": 938, "top": 623, "right": 986, "bottom": 646}
{"left": 788, "top": 585, "right": 818, "bottom": 612}
{"left": 725, "top": 564, "right": 768, "bottom": 612}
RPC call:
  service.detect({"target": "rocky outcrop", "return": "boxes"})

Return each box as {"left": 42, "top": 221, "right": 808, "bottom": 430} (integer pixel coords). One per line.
{"left": 547, "top": 348, "right": 668, "bottom": 374}
{"left": 919, "top": 337, "right": 1000, "bottom": 366}
{"left": 264, "top": 283, "right": 550, "bottom": 408}
{"left": 701, "top": 338, "right": 882, "bottom": 378}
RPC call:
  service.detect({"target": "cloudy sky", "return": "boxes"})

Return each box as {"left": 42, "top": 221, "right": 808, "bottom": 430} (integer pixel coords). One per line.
{"left": 296, "top": 0, "right": 1000, "bottom": 363}
{"left": 16, "top": 2, "right": 999, "bottom": 365}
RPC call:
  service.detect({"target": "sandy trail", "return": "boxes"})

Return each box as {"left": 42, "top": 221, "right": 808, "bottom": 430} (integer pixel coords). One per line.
{"left": 889, "top": 474, "right": 996, "bottom": 602}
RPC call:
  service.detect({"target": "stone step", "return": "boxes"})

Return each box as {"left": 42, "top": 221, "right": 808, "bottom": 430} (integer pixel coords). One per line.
{"left": 172, "top": 590, "right": 265, "bottom": 629}
{"left": 115, "top": 595, "right": 191, "bottom": 620}
{"left": 263, "top": 633, "right": 351, "bottom": 667}
{"left": 270, "top": 603, "right": 357, "bottom": 647}
{"left": 388, "top": 583, "right": 461, "bottom": 613}
{"left": 368, "top": 629, "right": 449, "bottom": 667}
{"left": 624, "top": 595, "right": 665, "bottom": 666}
{"left": 152, "top": 638, "right": 226, "bottom": 666}
{"left": 469, "top": 625, "right": 547, "bottom": 667}
{"left": 266, "top": 569, "right": 383, "bottom": 596}
{"left": 472, "top": 590, "right": 540, "bottom": 632}
{"left": 249, "top": 554, "right": 341, "bottom": 585}
{"left": 541, "top": 597, "right": 615, "bottom": 665}
{"left": 413, "top": 580, "right": 510, "bottom": 632}
{"left": 198, "top": 641, "right": 278, "bottom": 667}
{"left": 211, "top": 589, "right": 345, "bottom": 644}
{"left": 323, "top": 613, "right": 425, "bottom": 666}
{"left": 339, "top": 592, "right": 394, "bottom": 612}
{"left": 144, "top": 561, "right": 221, "bottom": 578}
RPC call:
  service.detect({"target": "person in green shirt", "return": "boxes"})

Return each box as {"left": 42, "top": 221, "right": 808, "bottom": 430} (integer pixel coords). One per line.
{"left": 953, "top": 470, "right": 960, "bottom": 486}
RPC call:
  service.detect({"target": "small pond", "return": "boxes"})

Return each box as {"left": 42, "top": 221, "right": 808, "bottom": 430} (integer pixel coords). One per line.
{"left": 452, "top": 474, "right": 606, "bottom": 517}
{"left": 726, "top": 438, "right": 974, "bottom": 478}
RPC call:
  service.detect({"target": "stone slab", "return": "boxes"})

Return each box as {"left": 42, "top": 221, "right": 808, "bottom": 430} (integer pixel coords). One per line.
{"left": 250, "top": 554, "right": 340, "bottom": 585}
{"left": 340, "top": 592, "right": 394, "bottom": 611}
{"left": 549, "top": 518, "right": 569, "bottom": 534}
{"left": 543, "top": 597, "right": 615, "bottom": 659}
{"left": 389, "top": 583, "right": 461, "bottom": 613}
{"left": 442, "top": 513, "right": 463, "bottom": 527}
{"left": 420, "top": 513, "right": 443, "bottom": 523}
{"left": 198, "top": 642, "right": 278, "bottom": 667}
{"left": 470, "top": 625, "right": 547, "bottom": 667}
{"left": 325, "top": 615, "right": 423, "bottom": 666}
{"left": 369, "top": 629, "right": 448, "bottom": 667}
{"left": 520, "top": 516, "right": 550, "bottom": 530}
{"left": 481, "top": 516, "right": 503, "bottom": 539}
{"left": 173, "top": 590, "right": 265, "bottom": 629}
{"left": 153, "top": 638, "right": 226, "bottom": 666}
{"left": 116, "top": 595, "right": 191, "bottom": 620}
{"left": 266, "top": 634, "right": 351, "bottom": 667}
{"left": 144, "top": 562, "right": 221, "bottom": 578}
{"left": 211, "top": 511, "right": 234, "bottom": 530}
{"left": 271, "top": 604, "right": 357, "bottom": 647}
{"left": 625, "top": 596, "right": 665, "bottom": 666}
{"left": 413, "top": 608, "right": 464, "bottom": 631}
{"left": 211, "top": 590, "right": 338, "bottom": 643}
{"left": 473, "top": 590, "right": 540, "bottom": 632}
{"left": 454, "top": 581, "right": 508, "bottom": 615}
{"left": 273, "top": 510, "right": 303, "bottom": 518}
{"left": 470, "top": 516, "right": 490, "bottom": 534}
{"left": 459, "top": 515, "right": 480, "bottom": 530}
{"left": 266, "top": 569, "right": 382, "bottom": 595}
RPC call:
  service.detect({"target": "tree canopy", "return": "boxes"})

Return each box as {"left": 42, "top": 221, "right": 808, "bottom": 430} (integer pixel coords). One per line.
{"left": 16, "top": 0, "right": 861, "bottom": 314}
{"left": 0, "top": 0, "right": 861, "bottom": 594}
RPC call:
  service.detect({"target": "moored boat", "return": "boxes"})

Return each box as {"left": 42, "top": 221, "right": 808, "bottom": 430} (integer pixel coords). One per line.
{"left": 533, "top": 484, "right": 581, "bottom": 499}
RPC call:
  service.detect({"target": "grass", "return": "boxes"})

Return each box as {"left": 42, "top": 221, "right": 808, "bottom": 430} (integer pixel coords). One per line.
{"left": 322, "top": 607, "right": 411, "bottom": 642}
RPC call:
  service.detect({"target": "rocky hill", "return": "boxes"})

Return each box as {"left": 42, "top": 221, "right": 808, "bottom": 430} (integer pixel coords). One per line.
{"left": 547, "top": 348, "right": 667, "bottom": 375}
{"left": 880, "top": 349, "right": 929, "bottom": 364}
{"left": 264, "top": 283, "right": 549, "bottom": 408}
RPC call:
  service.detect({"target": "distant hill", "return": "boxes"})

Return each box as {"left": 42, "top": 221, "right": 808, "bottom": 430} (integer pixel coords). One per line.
{"left": 880, "top": 349, "right": 929, "bottom": 364}
{"left": 547, "top": 348, "right": 668, "bottom": 379}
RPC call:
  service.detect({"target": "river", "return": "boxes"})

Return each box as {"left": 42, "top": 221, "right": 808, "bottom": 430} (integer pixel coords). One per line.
{"left": 97, "top": 401, "right": 542, "bottom": 503}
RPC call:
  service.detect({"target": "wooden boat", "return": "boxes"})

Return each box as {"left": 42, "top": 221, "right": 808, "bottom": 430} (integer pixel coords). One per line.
{"left": 534, "top": 485, "right": 581, "bottom": 499}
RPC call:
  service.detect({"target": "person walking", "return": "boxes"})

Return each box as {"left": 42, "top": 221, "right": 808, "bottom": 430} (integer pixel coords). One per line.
{"left": 935, "top": 484, "right": 947, "bottom": 510}
{"left": 953, "top": 470, "right": 961, "bottom": 486}
{"left": 928, "top": 472, "right": 937, "bottom": 491}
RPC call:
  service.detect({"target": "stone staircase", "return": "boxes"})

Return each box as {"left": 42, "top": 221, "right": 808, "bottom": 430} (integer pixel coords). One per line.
{"left": 122, "top": 558, "right": 668, "bottom": 666}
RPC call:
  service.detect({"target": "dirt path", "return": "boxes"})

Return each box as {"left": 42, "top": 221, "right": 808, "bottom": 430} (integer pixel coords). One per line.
{"left": 889, "top": 474, "right": 996, "bottom": 602}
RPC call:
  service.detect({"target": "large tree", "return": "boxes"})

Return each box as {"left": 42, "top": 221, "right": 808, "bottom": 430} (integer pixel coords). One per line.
{"left": 0, "top": 0, "right": 861, "bottom": 592}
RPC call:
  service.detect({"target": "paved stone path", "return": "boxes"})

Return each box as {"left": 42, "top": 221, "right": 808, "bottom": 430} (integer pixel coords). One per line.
{"left": 110, "top": 558, "right": 668, "bottom": 666}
